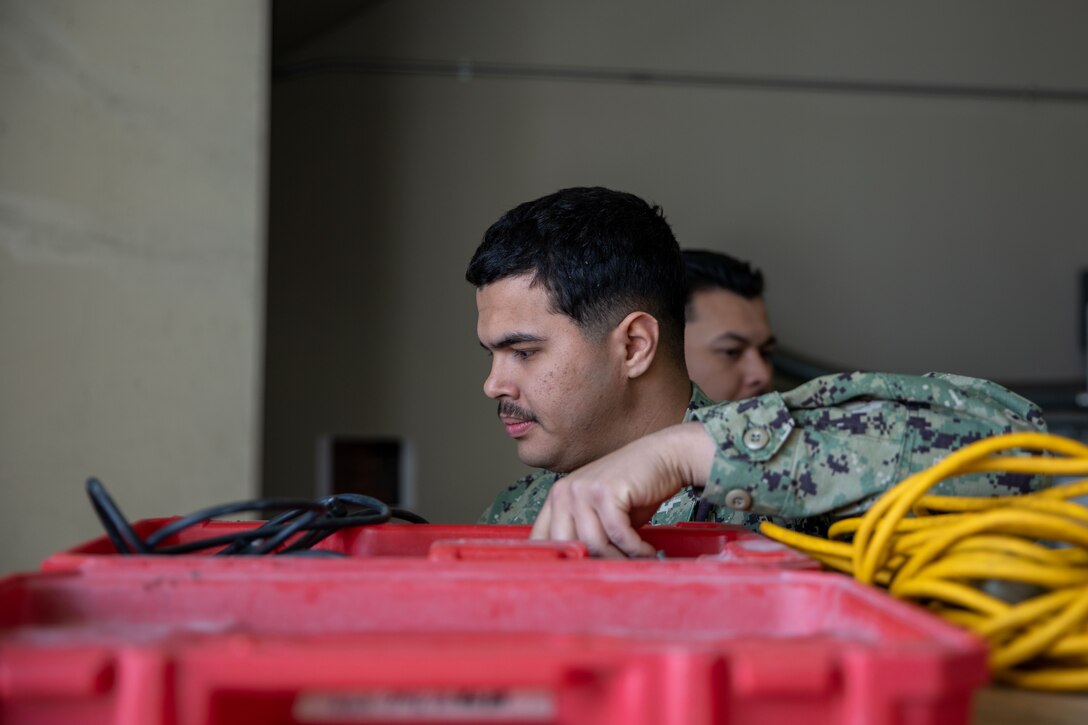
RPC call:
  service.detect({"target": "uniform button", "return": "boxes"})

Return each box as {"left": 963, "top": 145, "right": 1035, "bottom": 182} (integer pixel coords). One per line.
{"left": 743, "top": 427, "right": 770, "bottom": 451}
{"left": 725, "top": 489, "right": 753, "bottom": 511}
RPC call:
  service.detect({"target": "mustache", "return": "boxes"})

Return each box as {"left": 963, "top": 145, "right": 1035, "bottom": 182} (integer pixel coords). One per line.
{"left": 497, "top": 400, "right": 537, "bottom": 422}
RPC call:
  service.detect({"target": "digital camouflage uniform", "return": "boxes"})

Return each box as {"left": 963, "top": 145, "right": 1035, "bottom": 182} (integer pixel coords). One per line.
{"left": 478, "top": 372, "right": 1048, "bottom": 535}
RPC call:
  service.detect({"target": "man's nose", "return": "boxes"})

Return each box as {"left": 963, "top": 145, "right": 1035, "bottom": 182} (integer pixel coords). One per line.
{"left": 743, "top": 350, "right": 773, "bottom": 394}
{"left": 483, "top": 358, "right": 515, "bottom": 400}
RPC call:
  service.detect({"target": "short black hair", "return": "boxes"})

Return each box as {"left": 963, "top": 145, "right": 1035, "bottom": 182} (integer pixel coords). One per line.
{"left": 682, "top": 249, "right": 764, "bottom": 319}
{"left": 466, "top": 187, "right": 686, "bottom": 359}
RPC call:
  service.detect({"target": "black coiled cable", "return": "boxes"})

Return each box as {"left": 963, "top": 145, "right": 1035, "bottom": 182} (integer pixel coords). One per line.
{"left": 85, "top": 477, "right": 428, "bottom": 556}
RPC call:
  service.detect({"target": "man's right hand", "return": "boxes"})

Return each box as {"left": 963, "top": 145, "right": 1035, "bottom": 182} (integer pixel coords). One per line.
{"left": 529, "top": 422, "right": 717, "bottom": 557}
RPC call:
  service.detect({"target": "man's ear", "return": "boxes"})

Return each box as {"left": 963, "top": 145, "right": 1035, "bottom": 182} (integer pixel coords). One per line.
{"left": 614, "top": 311, "right": 659, "bottom": 379}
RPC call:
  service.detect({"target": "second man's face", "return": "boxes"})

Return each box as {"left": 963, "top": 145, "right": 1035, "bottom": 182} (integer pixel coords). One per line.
{"left": 476, "top": 274, "right": 626, "bottom": 473}
{"left": 684, "top": 288, "right": 775, "bottom": 402}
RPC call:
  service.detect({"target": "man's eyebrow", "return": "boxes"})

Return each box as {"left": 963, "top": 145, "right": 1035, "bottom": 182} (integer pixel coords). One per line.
{"left": 711, "top": 332, "right": 778, "bottom": 348}
{"left": 711, "top": 332, "right": 752, "bottom": 345}
{"left": 479, "top": 333, "right": 546, "bottom": 350}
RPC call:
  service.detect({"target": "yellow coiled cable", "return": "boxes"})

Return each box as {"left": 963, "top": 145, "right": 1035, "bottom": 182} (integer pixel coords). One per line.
{"left": 759, "top": 432, "right": 1088, "bottom": 691}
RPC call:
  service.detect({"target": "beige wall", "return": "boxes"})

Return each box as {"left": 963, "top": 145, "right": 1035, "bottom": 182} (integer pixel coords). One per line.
{"left": 0, "top": 1, "right": 267, "bottom": 573}
{"left": 265, "top": 1, "right": 1088, "bottom": 526}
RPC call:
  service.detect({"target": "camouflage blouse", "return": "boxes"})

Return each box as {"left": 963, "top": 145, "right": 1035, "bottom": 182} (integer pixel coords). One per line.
{"left": 478, "top": 372, "right": 1048, "bottom": 535}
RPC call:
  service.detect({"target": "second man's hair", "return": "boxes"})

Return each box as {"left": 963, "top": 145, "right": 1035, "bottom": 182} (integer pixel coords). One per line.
{"left": 682, "top": 249, "right": 764, "bottom": 320}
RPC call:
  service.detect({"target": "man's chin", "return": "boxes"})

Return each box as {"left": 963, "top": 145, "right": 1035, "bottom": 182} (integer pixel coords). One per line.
{"left": 515, "top": 442, "right": 562, "bottom": 472}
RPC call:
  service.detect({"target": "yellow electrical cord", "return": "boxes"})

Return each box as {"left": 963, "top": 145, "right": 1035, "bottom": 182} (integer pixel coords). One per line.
{"left": 759, "top": 431, "right": 1088, "bottom": 691}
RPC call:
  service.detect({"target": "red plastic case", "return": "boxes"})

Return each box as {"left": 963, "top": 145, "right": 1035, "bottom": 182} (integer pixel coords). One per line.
{"left": 42, "top": 521, "right": 816, "bottom": 571}
{"left": 1, "top": 523, "right": 988, "bottom": 725}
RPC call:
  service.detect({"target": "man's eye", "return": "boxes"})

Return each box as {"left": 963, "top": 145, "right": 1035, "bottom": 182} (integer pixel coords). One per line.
{"left": 512, "top": 349, "right": 536, "bottom": 360}
{"left": 716, "top": 348, "right": 743, "bottom": 360}
{"left": 760, "top": 348, "right": 776, "bottom": 361}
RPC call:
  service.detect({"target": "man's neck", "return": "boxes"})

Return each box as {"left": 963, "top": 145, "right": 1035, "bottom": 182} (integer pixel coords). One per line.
{"left": 617, "top": 366, "right": 694, "bottom": 445}
{"left": 549, "top": 366, "right": 694, "bottom": 475}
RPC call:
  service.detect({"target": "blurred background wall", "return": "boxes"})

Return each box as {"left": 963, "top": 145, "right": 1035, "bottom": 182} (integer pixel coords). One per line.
{"left": 0, "top": 1, "right": 266, "bottom": 572}
{"left": 265, "top": 0, "right": 1088, "bottom": 525}
{"left": 1, "top": 1, "right": 1085, "bottom": 572}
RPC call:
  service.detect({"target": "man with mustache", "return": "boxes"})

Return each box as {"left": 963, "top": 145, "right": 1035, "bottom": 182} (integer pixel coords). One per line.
{"left": 468, "top": 187, "right": 1047, "bottom": 554}
{"left": 471, "top": 187, "right": 712, "bottom": 526}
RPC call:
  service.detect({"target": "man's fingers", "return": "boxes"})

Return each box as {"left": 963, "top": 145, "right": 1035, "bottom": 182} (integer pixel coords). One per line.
{"left": 529, "top": 498, "right": 552, "bottom": 540}
{"left": 547, "top": 510, "right": 577, "bottom": 542}
{"left": 532, "top": 481, "right": 579, "bottom": 541}
{"left": 533, "top": 478, "right": 654, "bottom": 558}
{"left": 599, "top": 503, "right": 656, "bottom": 558}
{"left": 572, "top": 503, "right": 626, "bottom": 558}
